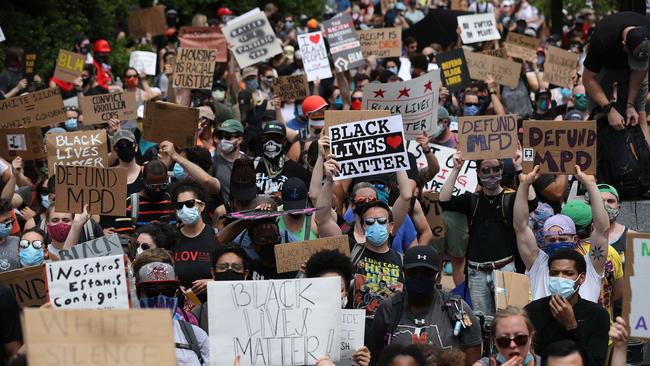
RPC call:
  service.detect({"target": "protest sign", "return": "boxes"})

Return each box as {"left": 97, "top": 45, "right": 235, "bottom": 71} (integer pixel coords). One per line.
{"left": 46, "top": 129, "right": 108, "bottom": 174}
{"left": 143, "top": 101, "right": 199, "bottom": 147}
{"left": 224, "top": 8, "right": 283, "bottom": 69}
{"left": 0, "top": 27, "right": 4, "bottom": 42}
{"left": 420, "top": 192, "right": 446, "bottom": 239}
{"left": 58, "top": 233, "right": 123, "bottom": 261}
{"left": 545, "top": 46, "right": 579, "bottom": 88}
{"left": 407, "top": 141, "right": 478, "bottom": 195}
{"left": 458, "top": 114, "right": 518, "bottom": 160}
{"left": 179, "top": 26, "right": 227, "bottom": 61}
{"left": 325, "top": 110, "right": 391, "bottom": 127}
{"left": 363, "top": 71, "right": 440, "bottom": 138}
{"left": 457, "top": 13, "right": 500, "bottom": 44}
{"left": 297, "top": 31, "right": 332, "bottom": 81}
{"left": 0, "top": 127, "right": 46, "bottom": 161}
{"left": 0, "top": 265, "right": 46, "bottom": 307}
{"left": 339, "top": 310, "right": 365, "bottom": 365}
{"left": 53, "top": 49, "right": 85, "bottom": 83}
{"left": 274, "top": 235, "right": 350, "bottom": 273}
{"left": 482, "top": 47, "right": 509, "bottom": 59}
{"left": 23, "top": 48, "right": 38, "bottom": 81}
{"left": 357, "top": 27, "right": 401, "bottom": 58}
{"left": 24, "top": 308, "right": 176, "bottom": 366}
{"left": 129, "top": 51, "right": 157, "bottom": 76}
{"left": 127, "top": 5, "right": 167, "bottom": 38}
{"left": 505, "top": 32, "right": 540, "bottom": 61}
{"left": 436, "top": 49, "right": 471, "bottom": 92}
{"left": 623, "top": 232, "right": 650, "bottom": 340}
{"left": 46, "top": 254, "right": 129, "bottom": 309}
{"left": 329, "top": 114, "right": 410, "bottom": 180}
{"left": 208, "top": 277, "right": 341, "bottom": 365}
{"left": 79, "top": 91, "right": 137, "bottom": 124}
{"left": 55, "top": 165, "right": 127, "bottom": 216}
{"left": 172, "top": 48, "right": 218, "bottom": 89}
{"left": 464, "top": 51, "right": 520, "bottom": 88}
{"left": 522, "top": 120, "right": 596, "bottom": 175}
{"left": 0, "top": 87, "right": 66, "bottom": 129}
{"left": 322, "top": 15, "right": 365, "bottom": 72}
{"left": 494, "top": 271, "right": 531, "bottom": 310}
{"left": 273, "top": 74, "right": 309, "bottom": 102}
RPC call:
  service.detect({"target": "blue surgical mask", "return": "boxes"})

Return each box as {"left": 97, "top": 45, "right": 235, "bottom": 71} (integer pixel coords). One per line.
{"left": 387, "top": 66, "right": 398, "bottom": 75}
{"left": 548, "top": 276, "right": 579, "bottom": 299}
{"left": 0, "top": 222, "right": 12, "bottom": 238}
{"left": 19, "top": 246, "right": 44, "bottom": 267}
{"left": 496, "top": 353, "right": 533, "bottom": 365}
{"left": 343, "top": 207, "right": 356, "bottom": 224}
{"left": 65, "top": 118, "right": 78, "bottom": 131}
{"left": 365, "top": 222, "right": 389, "bottom": 247}
{"left": 245, "top": 79, "right": 259, "bottom": 90}
{"left": 173, "top": 163, "right": 187, "bottom": 180}
{"left": 541, "top": 241, "right": 576, "bottom": 255}
{"left": 177, "top": 205, "right": 200, "bottom": 226}
{"left": 560, "top": 88, "right": 572, "bottom": 98}
{"left": 463, "top": 105, "right": 479, "bottom": 116}
{"left": 285, "top": 21, "right": 294, "bottom": 30}
{"left": 41, "top": 194, "right": 50, "bottom": 209}
{"left": 139, "top": 294, "right": 178, "bottom": 314}
{"left": 333, "top": 96, "right": 343, "bottom": 108}
{"left": 376, "top": 188, "right": 389, "bottom": 204}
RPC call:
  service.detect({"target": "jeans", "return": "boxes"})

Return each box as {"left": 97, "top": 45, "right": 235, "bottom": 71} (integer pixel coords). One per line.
{"left": 468, "top": 262, "right": 516, "bottom": 317}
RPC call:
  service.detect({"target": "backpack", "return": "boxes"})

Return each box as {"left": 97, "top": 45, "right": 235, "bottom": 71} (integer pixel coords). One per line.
{"left": 176, "top": 320, "right": 205, "bottom": 364}
{"left": 467, "top": 189, "right": 516, "bottom": 230}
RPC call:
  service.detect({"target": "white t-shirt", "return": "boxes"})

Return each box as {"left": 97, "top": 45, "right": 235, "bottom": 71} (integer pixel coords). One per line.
{"left": 174, "top": 320, "right": 210, "bottom": 366}
{"left": 527, "top": 250, "right": 601, "bottom": 302}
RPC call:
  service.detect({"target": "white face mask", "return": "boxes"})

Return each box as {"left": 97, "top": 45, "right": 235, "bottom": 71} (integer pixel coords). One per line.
{"left": 341, "top": 296, "right": 348, "bottom": 308}
{"left": 220, "top": 140, "right": 236, "bottom": 154}
{"left": 263, "top": 140, "right": 283, "bottom": 159}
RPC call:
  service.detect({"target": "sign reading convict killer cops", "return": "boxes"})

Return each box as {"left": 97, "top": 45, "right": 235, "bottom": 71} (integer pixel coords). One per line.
{"left": 464, "top": 51, "right": 520, "bottom": 88}
{"left": 179, "top": 26, "right": 227, "bottom": 61}
{"left": 436, "top": 49, "right": 471, "bottom": 92}
{"left": 0, "top": 87, "right": 66, "bottom": 129}
{"left": 329, "top": 114, "right": 410, "bottom": 180}
{"left": 46, "top": 129, "right": 108, "bottom": 174}
{"left": 53, "top": 49, "right": 85, "bottom": 83}
{"left": 457, "top": 13, "right": 500, "bottom": 44}
{"left": 458, "top": 114, "right": 518, "bottom": 160}
{"left": 623, "top": 232, "right": 650, "bottom": 340}
{"left": 172, "top": 48, "right": 218, "bottom": 89}
{"left": 297, "top": 31, "right": 332, "bottom": 82}
{"left": 79, "top": 91, "right": 137, "bottom": 124}
{"left": 545, "top": 46, "right": 579, "bottom": 88}
{"left": 357, "top": 27, "right": 401, "bottom": 58}
{"left": 322, "top": 15, "right": 365, "bottom": 72}
{"left": 224, "top": 8, "right": 283, "bottom": 69}
{"left": 55, "top": 165, "right": 127, "bottom": 216}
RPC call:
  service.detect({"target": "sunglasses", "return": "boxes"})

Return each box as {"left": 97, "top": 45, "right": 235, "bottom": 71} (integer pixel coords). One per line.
{"left": 38, "top": 187, "right": 49, "bottom": 196}
{"left": 126, "top": 75, "right": 138, "bottom": 79}
{"left": 364, "top": 217, "right": 389, "bottom": 226}
{"left": 19, "top": 240, "right": 44, "bottom": 250}
{"left": 146, "top": 182, "right": 168, "bottom": 191}
{"left": 173, "top": 199, "right": 202, "bottom": 210}
{"left": 216, "top": 132, "right": 241, "bottom": 140}
{"left": 464, "top": 102, "right": 479, "bottom": 107}
{"left": 215, "top": 263, "right": 244, "bottom": 272}
{"left": 351, "top": 97, "right": 362, "bottom": 102}
{"left": 141, "top": 287, "right": 178, "bottom": 298}
{"left": 137, "top": 242, "right": 153, "bottom": 250}
{"left": 574, "top": 93, "right": 586, "bottom": 98}
{"left": 353, "top": 196, "right": 377, "bottom": 206}
{"left": 495, "top": 334, "right": 529, "bottom": 348}
{"left": 480, "top": 166, "right": 503, "bottom": 175}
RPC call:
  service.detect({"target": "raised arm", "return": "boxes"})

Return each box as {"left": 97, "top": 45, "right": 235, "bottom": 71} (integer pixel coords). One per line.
{"left": 391, "top": 170, "right": 413, "bottom": 235}
{"left": 514, "top": 166, "right": 541, "bottom": 270}
{"left": 308, "top": 135, "right": 328, "bottom": 205}
{"left": 159, "top": 141, "right": 221, "bottom": 195}
{"left": 439, "top": 151, "right": 462, "bottom": 202}
{"left": 63, "top": 205, "right": 90, "bottom": 249}
{"left": 576, "top": 166, "right": 609, "bottom": 275}
{"left": 315, "top": 156, "right": 343, "bottom": 238}
{"left": 415, "top": 132, "right": 440, "bottom": 184}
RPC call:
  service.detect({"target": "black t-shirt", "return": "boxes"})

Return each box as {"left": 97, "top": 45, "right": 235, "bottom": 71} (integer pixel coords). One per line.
{"left": 255, "top": 158, "right": 311, "bottom": 195}
{"left": 0, "top": 69, "right": 23, "bottom": 94}
{"left": 531, "top": 108, "right": 559, "bottom": 121}
{"left": 172, "top": 225, "right": 216, "bottom": 301}
{"left": 584, "top": 12, "right": 650, "bottom": 73}
{"left": 127, "top": 170, "right": 145, "bottom": 195}
{"left": 533, "top": 174, "right": 561, "bottom": 213}
{"left": 250, "top": 259, "right": 297, "bottom": 280}
{"left": 0, "top": 285, "right": 22, "bottom": 366}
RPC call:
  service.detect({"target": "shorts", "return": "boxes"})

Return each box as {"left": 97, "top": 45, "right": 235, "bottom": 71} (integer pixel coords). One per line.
{"left": 431, "top": 211, "right": 469, "bottom": 258}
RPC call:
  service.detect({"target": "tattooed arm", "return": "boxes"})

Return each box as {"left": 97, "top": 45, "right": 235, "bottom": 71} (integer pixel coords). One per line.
{"left": 576, "top": 166, "right": 610, "bottom": 276}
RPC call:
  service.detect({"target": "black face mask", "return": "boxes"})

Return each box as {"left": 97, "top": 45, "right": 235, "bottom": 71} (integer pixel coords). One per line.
{"left": 95, "top": 54, "right": 108, "bottom": 64}
{"left": 214, "top": 270, "right": 246, "bottom": 281}
{"left": 82, "top": 77, "right": 91, "bottom": 86}
{"left": 257, "top": 243, "right": 278, "bottom": 263}
{"left": 116, "top": 145, "right": 136, "bottom": 162}
{"left": 404, "top": 275, "right": 436, "bottom": 305}
{"left": 79, "top": 45, "right": 89, "bottom": 54}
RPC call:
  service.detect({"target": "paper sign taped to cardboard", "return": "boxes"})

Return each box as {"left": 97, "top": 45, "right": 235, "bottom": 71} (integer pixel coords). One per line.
{"left": 274, "top": 235, "right": 350, "bottom": 273}
{"left": 0, "top": 127, "right": 46, "bottom": 161}
{"left": 458, "top": 114, "right": 518, "bottom": 160}
{"left": 0, "top": 265, "right": 47, "bottom": 307}
{"left": 297, "top": 31, "right": 332, "bottom": 82}
{"left": 420, "top": 192, "right": 446, "bottom": 239}
{"left": 143, "top": 101, "right": 198, "bottom": 147}
{"left": 129, "top": 51, "right": 157, "bottom": 75}
{"left": 545, "top": 46, "right": 579, "bottom": 88}
{"left": 623, "top": 232, "right": 650, "bottom": 340}
{"left": 0, "top": 88, "right": 66, "bottom": 129}
{"left": 128, "top": 5, "right": 167, "bottom": 38}
{"left": 457, "top": 13, "right": 500, "bottom": 44}
{"left": 505, "top": 32, "right": 540, "bottom": 61}
{"left": 55, "top": 165, "right": 127, "bottom": 216}
{"left": 172, "top": 48, "right": 218, "bottom": 89}
{"left": 465, "top": 51, "right": 520, "bottom": 88}
{"left": 358, "top": 27, "right": 401, "bottom": 58}
{"left": 179, "top": 27, "right": 227, "bottom": 61}
{"left": 408, "top": 141, "right": 478, "bottom": 196}
{"left": 274, "top": 74, "right": 310, "bottom": 102}
{"left": 224, "top": 8, "right": 283, "bottom": 68}
{"left": 53, "top": 49, "right": 85, "bottom": 83}
{"left": 46, "top": 129, "right": 108, "bottom": 176}
{"left": 339, "top": 310, "right": 365, "bottom": 363}
{"left": 79, "top": 91, "right": 137, "bottom": 124}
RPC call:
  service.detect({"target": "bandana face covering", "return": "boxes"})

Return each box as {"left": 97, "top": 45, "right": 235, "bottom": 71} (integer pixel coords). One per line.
{"left": 263, "top": 140, "right": 283, "bottom": 159}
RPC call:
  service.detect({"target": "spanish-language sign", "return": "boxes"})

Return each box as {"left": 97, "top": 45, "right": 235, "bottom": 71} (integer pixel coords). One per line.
{"left": 0, "top": 87, "right": 66, "bottom": 129}
{"left": 127, "top": 5, "right": 167, "bottom": 38}
{"left": 79, "top": 91, "right": 137, "bottom": 124}
{"left": 179, "top": 26, "right": 227, "bottom": 61}
{"left": 55, "top": 165, "right": 127, "bottom": 216}
{"left": 24, "top": 308, "right": 176, "bottom": 366}
{"left": 0, "top": 127, "right": 46, "bottom": 161}
{"left": 522, "top": 120, "right": 597, "bottom": 175}
{"left": 143, "top": 101, "right": 199, "bottom": 147}
{"left": 457, "top": 13, "right": 500, "bottom": 44}
{"left": 505, "top": 32, "right": 540, "bottom": 61}
{"left": 297, "top": 31, "right": 332, "bottom": 82}
{"left": 273, "top": 74, "right": 310, "bottom": 102}
{"left": 322, "top": 15, "right": 364, "bottom": 72}
{"left": 339, "top": 310, "right": 365, "bottom": 365}
{"left": 224, "top": 8, "right": 283, "bottom": 69}
{"left": 274, "top": 235, "right": 350, "bottom": 273}
{"left": 464, "top": 51, "right": 520, "bottom": 88}
{"left": 363, "top": 71, "right": 440, "bottom": 138}
{"left": 420, "top": 192, "right": 446, "bottom": 239}
{"left": 545, "top": 46, "right": 579, "bottom": 88}
{"left": 357, "top": 27, "right": 401, "bottom": 58}
{"left": 58, "top": 233, "right": 123, "bottom": 261}
{"left": 207, "top": 277, "right": 342, "bottom": 365}
{"left": 458, "top": 114, "right": 518, "bottom": 160}
{"left": 46, "top": 129, "right": 108, "bottom": 177}
{"left": 329, "top": 114, "right": 410, "bottom": 180}
{"left": 0, "top": 265, "right": 46, "bottom": 307}
{"left": 129, "top": 51, "right": 157, "bottom": 76}
{"left": 172, "top": 48, "right": 218, "bottom": 89}
{"left": 53, "top": 49, "right": 85, "bottom": 83}
{"left": 436, "top": 49, "right": 471, "bottom": 92}
{"left": 623, "top": 232, "right": 650, "bottom": 340}
{"left": 23, "top": 48, "right": 39, "bottom": 81}
{"left": 46, "top": 254, "right": 129, "bottom": 309}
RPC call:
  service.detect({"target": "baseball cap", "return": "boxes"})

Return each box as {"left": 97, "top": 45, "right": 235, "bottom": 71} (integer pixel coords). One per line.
{"left": 563, "top": 110, "right": 584, "bottom": 121}
{"left": 598, "top": 184, "right": 619, "bottom": 200}
{"left": 218, "top": 119, "right": 244, "bottom": 134}
{"left": 438, "top": 107, "right": 449, "bottom": 120}
{"left": 136, "top": 262, "right": 180, "bottom": 288}
{"left": 307, "top": 18, "right": 319, "bottom": 29}
{"left": 263, "top": 121, "right": 286, "bottom": 136}
{"left": 281, "top": 177, "right": 308, "bottom": 210}
{"left": 626, "top": 26, "right": 650, "bottom": 71}
{"left": 242, "top": 66, "right": 258, "bottom": 80}
{"left": 111, "top": 129, "right": 136, "bottom": 145}
{"left": 302, "top": 95, "right": 328, "bottom": 116}
{"left": 403, "top": 245, "right": 440, "bottom": 271}
{"left": 230, "top": 158, "right": 258, "bottom": 202}
{"left": 543, "top": 214, "right": 577, "bottom": 236}
{"left": 198, "top": 106, "right": 215, "bottom": 121}
{"left": 561, "top": 200, "right": 592, "bottom": 230}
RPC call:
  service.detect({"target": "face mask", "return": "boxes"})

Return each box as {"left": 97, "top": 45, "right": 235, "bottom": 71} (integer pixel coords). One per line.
{"left": 387, "top": 66, "right": 398, "bottom": 75}
{"left": 145, "top": 187, "right": 166, "bottom": 201}
{"left": 365, "top": 222, "right": 389, "bottom": 247}
{"left": 139, "top": 294, "right": 178, "bottom": 314}
{"left": 0, "top": 224, "right": 11, "bottom": 238}
{"left": 64, "top": 118, "right": 78, "bottom": 131}
{"left": 95, "top": 54, "right": 108, "bottom": 64}
{"left": 263, "top": 140, "right": 284, "bottom": 159}
{"left": 541, "top": 241, "right": 576, "bottom": 256}
{"left": 212, "top": 89, "right": 226, "bottom": 102}
{"left": 376, "top": 189, "right": 390, "bottom": 203}
{"left": 47, "top": 222, "right": 72, "bottom": 242}
{"left": 560, "top": 88, "right": 572, "bottom": 99}
{"left": 548, "top": 276, "right": 579, "bottom": 299}
{"left": 496, "top": 354, "right": 533, "bottom": 365}
{"left": 537, "top": 99, "right": 550, "bottom": 111}
{"left": 351, "top": 99, "right": 363, "bottom": 110}
{"left": 343, "top": 208, "right": 357, "bottom": 224}
{"left": 479, "top": 173, "right": 502, "bottom": 189}
{"left": 296, "top": 105, "right": 304, "bottom": 118}
{"left": 173, "top": 163, "right": 187, "bottom": 180}
{"left": 79, "top": 45, "right": 89, "bottom": 54}
{"left": 82, "top": 77, "right": 91, "bottom": 86}
{"left": 245, "top": 79, "right": 259, "bottom": 90}
{"left": 430, "top": 122, "right": 445, "bottom": 138}
{"left": 574, "top": 95, "right": 588, "bottom": 111}
{"left": 263, "top": 78, "right": 274, "bottom": 88}
{"left": 116, "top": 145, "right": 136, "bottom": 163}
{"left": 214, "top": 269, "right": 246, "bottom": 281}
{"left": 536, "top": 55, "right": 545, "bottom": 65}
{"left": 220, "top": 140, "right": 236, "bottom": 154}
{"left": 405, "top": 275, "right": 435, "bottom": 298}
{"left": 177, "top": 205, "right": 200, "bottom": 226}
{"left": 19, "top": 246, "right": 44, "bottom": 267}
{"left": 125, "top": 78, "right": 139, "bottom": 88}
{"left": 285, "top": 21, "right": 294, "bottom": 30}
{"left": 41, "top": 195, "right": 50, "bottom": 209}
{"left": 333, "top": 96, "right": 343, "bottom": 109}
{"left": 605, "top": 205, "right": 619, "bottom": 221}
{"left": 341, "top": 296, "right": 348, "bottom": 309}
{"left": 136, "top": 246, "right": 144, "bottom": 256}
{"left": 464, "top": 105, "right": 479, "bottom": 116}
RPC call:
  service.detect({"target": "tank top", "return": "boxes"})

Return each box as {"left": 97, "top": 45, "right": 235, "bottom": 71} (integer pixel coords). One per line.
{"left": 277, "top": 215, "right": 317, "bottom": 241}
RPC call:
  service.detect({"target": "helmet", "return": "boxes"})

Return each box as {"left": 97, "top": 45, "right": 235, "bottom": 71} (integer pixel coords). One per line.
{"left": 302, "top": 95, "right": 328, "bottom": 116}
{"left": 217, "top": 7, "right": 233, "bottom": 16}
{"left": 93, "top": 39, "right": 111, "bottom": 53}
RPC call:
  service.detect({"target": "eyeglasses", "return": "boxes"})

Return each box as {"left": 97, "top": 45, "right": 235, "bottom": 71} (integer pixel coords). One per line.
{"left": 495, "top": 334, "right": 529, "bottom": 348}
{"left": 38, "top": 187, "right": 49, "bottom": 196}
{"left": 353, "top": 196, "right": 377, "bottom": 206}
{"left": 215, "top": 263, "right": 244, "bottom": 272}
{"left": 140, "top": 287, "right": 178, "bottom": 298}
{"left": 364, "top": 217, "right": 389, "bottom": 226}
{"left": 173, "top": 199, "right": 203, "bottom": 210}
{"left": 19, "top": 240, "right": 44, "bottom": 250}
{"left": 351, "top": 97, "right": 362, "bottom": 102}
{"left": 480, "top": 165, "right": 503, "bottom": 175}
{"left": 126, "top": 74, "right": 138, "bottom": 79}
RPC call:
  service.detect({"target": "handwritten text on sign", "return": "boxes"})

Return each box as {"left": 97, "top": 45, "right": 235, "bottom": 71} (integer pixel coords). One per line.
{"left": 545, "top": 46, "right": 579, "bottom": 89}
{"left": 0, "top": 88, "right": 66, "bottom": 129}
{"left": 0, "top": 265, "right": 47, "bottom": 308}
{"left": 464, "top": 51, "right": 521, "bottom": 88}
{"left": 274, "top": 235, "right": 350, "bottom": 273}
{"left": 179, "top": 26, "right": 227, "bottom": 61}
{"left": 457, "top": 13, "right": 500, "bottom": 44}
{"left": 55, "top": 165, "right": 127, "bottom": 216}
{"left": 420, "top": 192, "right": 446, "bottom": 239}
{"left": 79, "top": 91, "right": 137, "bottom": 124}
{"left": 339, "top": 310, "right": 365, "bottom": 363}
{"left": 224, "top": 8, "right": 283, "bottom": 69}
{"left": 46, "top": 129, "right": 108, "bottom": 175}
{"left": 505, "top": 32, "right": 540, "bottom": 61}
{"left": 297, "top": 31, "right": 332, "bottom": 82}
{"left": 624, "top": 233, "right": 650, "bottom": 340}
{"left": 207, "top": 277, "right": 341, "bottom": 365}
{"left": 458, "top": 114, "right": 518, "bottom": 160}
{"left": 173, "top": 48, "right": 218, "bottom": 89}
{"left": 357, "top": 27, "right": 401, "bottom": 58}
{"left": 59, "top": 233, "right": 123, "bottom": 261}
{"left": 273, "top": 74, "right": 310, "bottom": 103}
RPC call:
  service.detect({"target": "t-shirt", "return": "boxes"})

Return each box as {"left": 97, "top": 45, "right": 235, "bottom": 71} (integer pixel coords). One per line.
{"left": 255, "top": 158, "right": 310, "bottom": 195}
{"left": 352, "top": 248, "right": 404, "bottom": 319}
{"left": 250, "top": 259, "right": 298, "bottom": 280}
{"left": 127, "top": 170, "right": 145, "bottom": 195}
{"left": 172, "top": 225, "right": 217, "bottom": 301}
{"left": 173, "top": 320, "right": 210, "bottom": 366}
{"left": 0, "top": 285, "right": 22, "bottom": 366}
{"left": 0, "top": 237, "right": 20, "bottom": 273}
{"left": 211, "top": 151, "right": 247, "bottom": 203}
{"left": 0, "top": 69, "right": 23, "bottom": 94}
{"left": 576, "top": 241, "right": 623, "bottom": 319}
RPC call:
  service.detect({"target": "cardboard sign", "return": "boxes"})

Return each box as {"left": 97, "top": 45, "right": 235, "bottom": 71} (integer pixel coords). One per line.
{"left": 79, "top": 91, "right": 137, "bottom": 124}
{"left": 143, "top": 101, "right": 198, "bottom": 147}
{"left": 273, "top": 74, "right": 309, "bottom": 102}
{"left": 58, "top": 234, "right": 123, "bottom": 261}
{"left": 54, "top": 165, "right": 127, "bottom": 216}
{"left": 322, "top": 15, "right": 365, "bottom": 72}
{"left": 464, "top": 51, "right": 521, "bottom": 88}
{"left": 325, "top": 110, "right": 391, "bottom": 127}
{"left": 623, "top": 232, "right": 650, "bottom": 340}
{"left": 23, "top": 308, "right": 176, "bottom": 366}
{"left": 0, "top": 87, "right": 66, "bottom": 129}
{"left": 505, "top": 32, "right": 540, "bottom": 61}
{"left": 223, "top": 8, "right": 283, "bottom": 69}
{"left": 457, "top": 13, "right": 500, "bottom": 44}
{"left": 179, "top": 26, "right": 227, "bottom": 61}
{"left": 545, "top": 46, "right": 579, "bottom": 88}
{"left": 53, "top": 49, "right": 85, "bottom": 83}
{"left": 0, "top": 265, "right": 47, "bottom": 307}
{"left": 46, "top": 129, "right": 108, "bottom": 174}
{"left": 494, "top": 270, "right": 531, "bottom": 310}
{"left": 522, "top": 120, "right": 597, "bottom": 175}
{"left": 420, "top": 192, "right": 446, "bottom": 239}
{"left": 339, "top": 310, "right": 365, "bottom": 364}
{"left": 274, "top": 235, "right": 350, "bottom": 273}
{"left": 458, "top": 114, "right": 518, "bottom": 160}
{"left": 329, "top": 114, "right": 410, "bottom": 180}
{"left": 23, "top": 48, "right": 39, "bottom": 81}
{"left": 129, "top": 51, "right": 157, "bottom": 76}
{"left": 482, "top": 47, "right": 509, "bottom": 59}
{"left": 363, "top": 71, "right": 440, "bottom": 138}
{"left": 297, "top": 31, "right": 333, "bottom": 82}
{"left": 358, "top": 27, "right": 402, "bottom": 58}
{"left": 0, "top": 127, "right": 46, "bottom": 161}
{"left": 127, "top": 5, "right": 167, "bottom": 38}
{"left": 172, "top": 48, "right": 218, "bottom": 89}
{"left": 436, "top": 49, "right": 471, "bottom": 92}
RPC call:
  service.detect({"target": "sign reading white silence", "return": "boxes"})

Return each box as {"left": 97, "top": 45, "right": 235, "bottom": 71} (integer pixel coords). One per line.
{"left": 329, "top": 115, "right": 410, "bottom": 181}
{"left": 207, "top": 277, "right": 341, "bottom": 366}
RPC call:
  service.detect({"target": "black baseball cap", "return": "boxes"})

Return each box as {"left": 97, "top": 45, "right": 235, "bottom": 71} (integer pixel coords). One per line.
{"left": 281, "top": 177, "right": 307, "bottom": 210}
{"left": 263, "top": 121, "right": 286, "bottom": 136}
{"left": 403, "top": 245, "right": 440, "bottom": 272}
{"left": 360, "top": 199, "right": 390, "bottom": 215}
{"left": 626, "top": 26, "right": 650, "bottom": 71}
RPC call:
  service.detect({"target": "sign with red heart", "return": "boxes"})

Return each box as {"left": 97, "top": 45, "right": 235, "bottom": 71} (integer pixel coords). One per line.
{"left": 297, "top": 31, "right": 332, "bottom": 82}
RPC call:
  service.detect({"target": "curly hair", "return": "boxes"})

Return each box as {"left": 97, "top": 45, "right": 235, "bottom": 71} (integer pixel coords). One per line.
{"left": 304, "top": 250, "right": 354, "bottom": 286}
{"left": 212, "top": 243, "right": 252, "bottom": 271}
{"left": 172, "top": 179, "right": 207, "bottom": 204}
{"left": 136, "top": 222, "right": 178, "bottom": 251}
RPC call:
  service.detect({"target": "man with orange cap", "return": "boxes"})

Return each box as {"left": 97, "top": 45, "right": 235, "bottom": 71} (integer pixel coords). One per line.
{"left": 286, "top": 95, "right": 328, "bottom": 139}
{"left": 91, "top": 39, "right": 112, "bottom": 89}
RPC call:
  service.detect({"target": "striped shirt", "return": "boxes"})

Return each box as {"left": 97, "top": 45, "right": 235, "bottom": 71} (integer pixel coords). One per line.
{"left": 108, "top": 193, "right": 176, "bottom": 235}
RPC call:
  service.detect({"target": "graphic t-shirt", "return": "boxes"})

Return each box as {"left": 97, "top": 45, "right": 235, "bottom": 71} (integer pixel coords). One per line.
{"left": 352, "top": 248, "right": 404, "bottom": 319}
{"left": 0, "top": 236, "right": 20, "bottom": 272}
{"left": 255, "top": 158, "right": 310, "bottom": 195}
{"left": 172, "top": 225, "right": 216, "bottom": 301}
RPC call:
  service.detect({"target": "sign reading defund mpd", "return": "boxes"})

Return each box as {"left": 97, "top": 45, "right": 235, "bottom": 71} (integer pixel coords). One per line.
{"left": 328, "top": 115, "right": 410, "bottom": 180}
{"left": 54, "top": 166, "right": 127, "bottom": 216}
{"left": 207, "top": 277, "right": 341, "bottom": 366}
{"left": 458, "top": 114, "right": 518, "bottom": 160}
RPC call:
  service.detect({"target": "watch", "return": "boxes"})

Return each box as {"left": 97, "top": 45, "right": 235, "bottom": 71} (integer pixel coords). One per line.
{"left": 602, "top": 102, "right": 614, "bottom": 113}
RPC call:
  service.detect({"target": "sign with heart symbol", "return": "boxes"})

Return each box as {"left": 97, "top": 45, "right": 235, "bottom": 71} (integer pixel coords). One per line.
{"left": 297, "top": 31, "right": 332, "bottom": 82}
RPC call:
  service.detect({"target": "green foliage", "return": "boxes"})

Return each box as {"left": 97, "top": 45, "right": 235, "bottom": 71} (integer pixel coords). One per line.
{"left": 222, "top": 0, "right": 325, "bottom": 19}
{"left": 531, "top": 0, "right": 616, "bottom": 19}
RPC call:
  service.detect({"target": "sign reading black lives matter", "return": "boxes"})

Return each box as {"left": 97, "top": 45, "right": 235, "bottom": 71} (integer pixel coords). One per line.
{"left": 329, "top": 115, "right": 410, "bottom": 180}
{"left": 322, "top": 15, "right": 364, "bottom": 72}
{"left": 223, "top": 8, "right": 283, "bottom": 69}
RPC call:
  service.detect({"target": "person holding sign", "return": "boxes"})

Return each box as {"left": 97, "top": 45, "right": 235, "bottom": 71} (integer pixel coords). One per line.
{"left": 0, "top": 199, "right": 20, "bottom": 273}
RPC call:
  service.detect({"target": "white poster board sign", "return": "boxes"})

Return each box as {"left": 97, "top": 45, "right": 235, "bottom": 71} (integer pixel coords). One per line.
{"left": 297, "top": 31, "right": 332, "bottom": 82}
{"left": 339, "top": 310, "right": 365, "bottom": 365}
{"left": 129, "top": 51, "right": 157, "bottom": 76}
{"left": 625, "top": 233, "right": 650, "bottom": 340}
{"left": 223, "top": 8, "right": 283, "bottom": 68}
{"left": 457, "top": 13, "right": 500, "bottom": 44}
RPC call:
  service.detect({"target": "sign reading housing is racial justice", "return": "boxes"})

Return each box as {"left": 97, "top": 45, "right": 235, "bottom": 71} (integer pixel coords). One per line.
{"left": 458, "top": 114, "right": 518, "bottom": 160}
{"left": 357, "top": 27, "right": 402, "bottom": 58}
{"left": 436, "top": 49, "right": 471, "bottom": 92}
{"left": 457, "top": 13, "right": 500, "bottom": 44}
{"left": 224, "top": 8, "right": 283, "bottom": 69}
{"left": 46, "top": 129, "right": 109, "bottom": 175}
{"left": 54, "top": 165, "right": 127, "bottom": 216}
{"left": 79, "top": 91, "right": 137, "bottom": 124}
{"left": 297, "top": 31, "right": 332, "bottom": 82}
{"left": 322, "top": 15, "right": 365, "bottom": 72}
{"left": 173, "top": 48, "right": 218, "bottom": 89}
{"left": 623, "top": 232, "right": 650, "bottom": 340}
